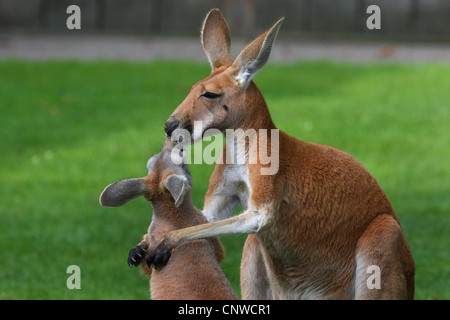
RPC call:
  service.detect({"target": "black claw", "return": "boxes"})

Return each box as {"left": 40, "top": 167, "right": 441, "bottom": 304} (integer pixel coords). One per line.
{"left": 146, "top": 240, "right": 173, "bottom": 270}
{"left": 153, "top": 254, "right": 162, "bottom": 269}
{"left": 146, "top": 251, "right": 156, "bottom": 268}
{"left": 127, "top": 244, "right": 148, "bottom": 268}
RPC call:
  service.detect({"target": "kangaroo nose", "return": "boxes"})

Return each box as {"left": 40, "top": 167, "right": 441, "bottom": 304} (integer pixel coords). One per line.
{"left": 165, "top": 120, "right": 180, "bottom": 137}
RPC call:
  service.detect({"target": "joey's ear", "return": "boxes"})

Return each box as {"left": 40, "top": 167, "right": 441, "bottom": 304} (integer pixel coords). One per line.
{"left": 201, "top": 8, "right": 232, "bottom": 71}
{"left": 100, "top": 178, "right": 149, "bottom": 207}
{"left": 232, "top": 17, "right": 284, "bottom": 88}
{"left": 164, "top": 174, "right": 190, "bottom": 208}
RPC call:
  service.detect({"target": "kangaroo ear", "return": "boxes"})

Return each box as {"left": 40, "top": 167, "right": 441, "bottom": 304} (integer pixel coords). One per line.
{"left": 164, "top": 174, "right": 190, "bottom": 208}
{"left": 100, "top": 178, "right": 149, "bottom": 207}
{"left": 232, "top": 17, "right": 284, "bottom": 88}
{"left": 201, "top": 8, "right": 232, "bottom": 71}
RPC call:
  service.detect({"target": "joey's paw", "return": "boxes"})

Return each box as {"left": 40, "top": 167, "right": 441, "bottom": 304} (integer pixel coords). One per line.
{"left": 146, "top": 238, "right": 174, "bottom": 270}
{"left": 127, "top": 244, "right": 148, "bottom": 268}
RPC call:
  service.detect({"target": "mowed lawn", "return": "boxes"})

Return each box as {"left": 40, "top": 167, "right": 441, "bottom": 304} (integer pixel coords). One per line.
{"left": 0, "top": 60, "right": 448, "bottom": 299}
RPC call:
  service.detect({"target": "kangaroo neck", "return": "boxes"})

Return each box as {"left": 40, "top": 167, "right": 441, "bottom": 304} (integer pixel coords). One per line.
{"left": 150, "top": 196, "right": 203, "bottom": 229}
{"left": 223, "top": 83, "right": 279, "bottom": 168}
{"left": 237, "top": 81, "right": 277, "bottom": 132}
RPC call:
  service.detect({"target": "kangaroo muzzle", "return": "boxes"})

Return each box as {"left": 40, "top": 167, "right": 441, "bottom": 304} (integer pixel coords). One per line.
{"left": 164, "top": 119, "right": 180, "bottom": 137}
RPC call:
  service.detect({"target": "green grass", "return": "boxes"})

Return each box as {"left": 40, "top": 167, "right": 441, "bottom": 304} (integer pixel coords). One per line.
{"left": 0, "top": 60, "right": 448, "bottom": 299}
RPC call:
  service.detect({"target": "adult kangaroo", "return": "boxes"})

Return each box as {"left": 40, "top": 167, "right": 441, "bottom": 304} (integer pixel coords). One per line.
{"left": 147, "top": 9, "right": 415, "bottom": 300}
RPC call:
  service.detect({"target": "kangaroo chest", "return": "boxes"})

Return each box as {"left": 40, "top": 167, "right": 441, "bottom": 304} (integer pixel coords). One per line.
{"left": 221, "top": 164, "right": 252, "bottom": 209}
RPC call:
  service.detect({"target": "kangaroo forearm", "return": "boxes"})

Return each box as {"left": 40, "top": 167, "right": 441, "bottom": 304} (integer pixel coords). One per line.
{"left": 168, "top": 210, "right": 264, "bottom": 244}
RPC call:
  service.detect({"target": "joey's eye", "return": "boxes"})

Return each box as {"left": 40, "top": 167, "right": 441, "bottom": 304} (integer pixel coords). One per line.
{"left": 201, "top": 92, "right": 221, "bottom": 100}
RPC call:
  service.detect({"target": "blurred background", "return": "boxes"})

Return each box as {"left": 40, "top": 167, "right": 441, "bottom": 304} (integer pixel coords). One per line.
{"left": 1, "top": 0, "right": 450, "bottom": 38}
{"left": 1, "top": 0, "right": 450, "bottom": 62}
{"left": 0, "top": 0, "right": 449, "bottom": 300}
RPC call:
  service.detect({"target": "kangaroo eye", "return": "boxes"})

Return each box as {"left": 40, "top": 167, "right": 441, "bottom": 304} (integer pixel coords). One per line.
{"left": 201, "top": 92, "right": 221, "bottom": 100}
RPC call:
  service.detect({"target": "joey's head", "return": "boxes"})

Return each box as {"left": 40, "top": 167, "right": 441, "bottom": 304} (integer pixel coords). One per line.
{"left": 99, "top": 139, "right": 192, "bottom": 209}
{"left": 165, "top": 9, "right": 283, "bottom": 142}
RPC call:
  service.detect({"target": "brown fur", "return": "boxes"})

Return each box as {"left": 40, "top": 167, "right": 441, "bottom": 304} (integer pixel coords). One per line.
{"left": 101, "top": 141, "right": 237, "bottom": 300}
{"left": 148, "top": 9, "right": 415, "bottom": 300}
{"left": 140, "top": 199, "right": 237, "bottom": 300}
